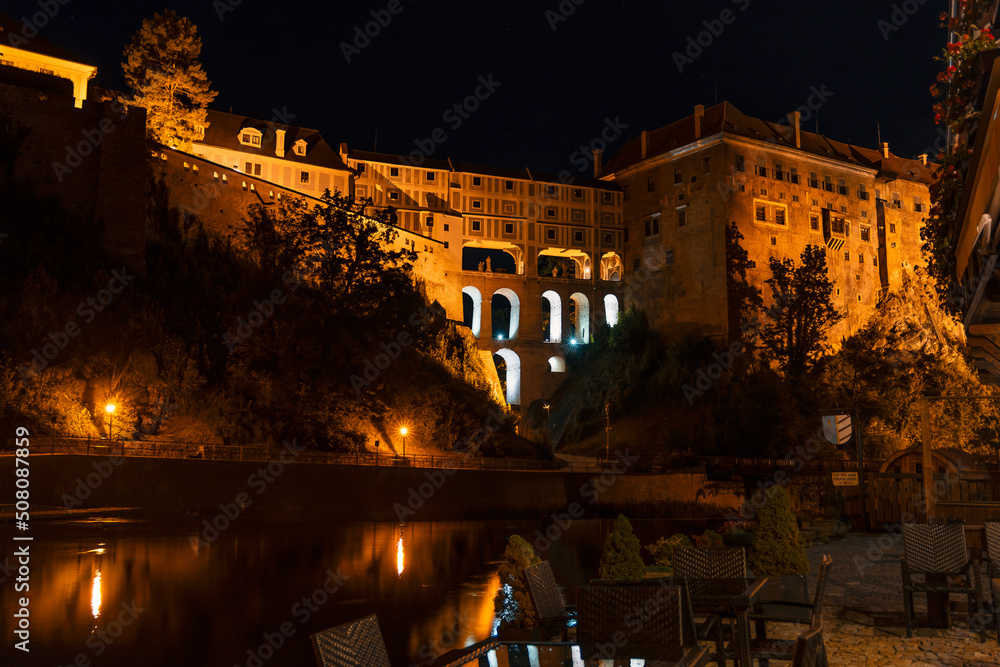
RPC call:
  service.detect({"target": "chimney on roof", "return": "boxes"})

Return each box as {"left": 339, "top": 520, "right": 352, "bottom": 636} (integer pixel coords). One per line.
{"left": 694, "top": 105, "right": 705, "bottom": 140}
{"left": 881, "top": 142, "right": 890, "bottom": 159}
{"left": 275, "top": 129, "right": 286, "bottom": 158}
{"left": 641, "top": 130, "right": 648, "bottom": 160}
{"left": 919, "top": 153, "right": 928, "bottom": 166}
{"left": 788, "top": 111, "right": 801, "bottom": 149}
{"left": 593, "top": 148, "right": 602, "bottom": 178}
{"left": 340, "top": 142, "right": 349, "bottom": 163}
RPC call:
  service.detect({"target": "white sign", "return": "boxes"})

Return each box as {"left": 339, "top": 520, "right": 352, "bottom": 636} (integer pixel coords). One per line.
{"left": 822, "top": 415, "right": 852, "bottom": 445}
{"left": 831, "top": 472, "right": 859, "bottom": 487}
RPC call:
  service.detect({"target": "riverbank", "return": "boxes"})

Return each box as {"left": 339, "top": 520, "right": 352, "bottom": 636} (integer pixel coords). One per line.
{"left": 0, "top": 454, "right": 743, "bottom": 522}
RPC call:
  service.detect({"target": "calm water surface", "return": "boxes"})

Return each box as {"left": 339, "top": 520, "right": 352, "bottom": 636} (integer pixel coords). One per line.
{"left": 0, "top": 517, "right": 710, "bottom": 666}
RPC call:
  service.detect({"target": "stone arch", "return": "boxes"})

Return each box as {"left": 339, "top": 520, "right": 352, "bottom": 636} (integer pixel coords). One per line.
{"left": 540, "top": 290, "right": 562, "bottom": 343}
{"left": 492, "top": 288, "right": 520, "bottom": 340}
{"left": 462, "top": 286, "right": 483, "bottom": 338}
{"left": 600, "top": 252, "right": 623, "bottom": 281}
{"left": 548, "top": 356, "right": 566, "bottom": 373}
{"left": 463, "top": 241, "right": 525, "bottom": 275}
{"left": 604, "top": 293, "right": 620, "bottom": 327}
{"left": 569, "top": 292, "right": 590, "bottom": 343}
{"left": 493, "top": 348, "right": 521, "bottom": 405}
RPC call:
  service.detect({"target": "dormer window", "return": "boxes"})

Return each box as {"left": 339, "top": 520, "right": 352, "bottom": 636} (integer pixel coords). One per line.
{"left": 293, "top": 140, "right": 307, "bottom": 156}
{"left": 239, "top": 128, "right": 262, "bottom": 147}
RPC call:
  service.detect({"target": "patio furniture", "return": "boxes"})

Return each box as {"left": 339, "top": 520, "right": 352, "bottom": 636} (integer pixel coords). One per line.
{"left": 674, "top": 546, "right": 748, "bottom": 579}
{"left": 987, "top": 521, "right": 1000, "bottom": 644}
{"left": 900, "top": 522, "right": 984, "bottom": 640}
{"left": 685, "top": 577, "right": 769, "bottom": 667}
{"left": 576, "top": 583, "right": 710, "bottom": 666}
{"left": 522, "top": 560, "right": 574, "bottom": 640}
{"left": 791, "top": 623, "right": 829, "bottom": 667}
{"left": 310, "top": 614, "right": 391, "bottom": 667}
{"left": 735, "top": 554, "right": 833, "bottom": 665}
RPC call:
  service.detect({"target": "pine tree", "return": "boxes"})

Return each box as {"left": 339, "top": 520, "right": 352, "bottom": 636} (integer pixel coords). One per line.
{"left": 598, "top": 514, "right": 646, "bottom": 580}
{"left": 749, "top": 485, "right": 809, "bottom": 576}
{"left": 493, "top": 535, "right": 540, "bottom": 629}
{"left": 123, "top": 10, "right": 218, "bottom": 151}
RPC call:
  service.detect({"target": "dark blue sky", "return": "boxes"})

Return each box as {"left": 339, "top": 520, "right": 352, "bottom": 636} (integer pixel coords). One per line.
{"left": 5, "top": 0, "right": 945, "bottom": 172}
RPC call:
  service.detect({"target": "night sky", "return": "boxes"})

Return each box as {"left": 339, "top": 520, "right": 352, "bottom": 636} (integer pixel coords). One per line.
{"left": 5, "top": 0, "right": 946, "bottom": 172}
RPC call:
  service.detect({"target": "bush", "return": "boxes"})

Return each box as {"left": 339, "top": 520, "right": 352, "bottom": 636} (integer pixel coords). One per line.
{"left": 493, "top": 535, "right": 541, "bottom": 629}
{"left": 647, "top": 533, "right": 693, "bottom": 571}
{"left": 749, "top": 486, "right": 809, "bottom": 576}
{"left": 692, "top": 529, "right": 723, "bottom": 548}
{"left": 599, "top": 514, "right": 646, "bottom": 580}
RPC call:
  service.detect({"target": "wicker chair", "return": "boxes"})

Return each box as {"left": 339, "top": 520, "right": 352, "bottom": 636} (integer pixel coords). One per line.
{"left": 726, "top": 554, "right": 833, "bottom": 665}
{"left": 791, "top": 623, "right": 829, "bottom": 667}
{"left": 310, "top": 614, "right": 391, "bottom": 667}
{"left": 522, "top": 560, "right": 575, "bottom": 640}
{"left": 900, "top": 522, "right": 984, "bottom": 640}
{"left": 576, "top": 583, "right": 710, "bottom": 666}
{"left": 985, "top": 521, "right": 1000, "bottom": 643}
{"left": 673, "top": 546, "right": 747, "bottom": 579}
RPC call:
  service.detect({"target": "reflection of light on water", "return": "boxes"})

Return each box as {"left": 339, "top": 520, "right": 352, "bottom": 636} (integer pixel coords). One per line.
{"left": 396, "top": 534, "right": 404, "bottom": 576}
{"left": 91, "top": 570, "right": 102, "bottom": 619}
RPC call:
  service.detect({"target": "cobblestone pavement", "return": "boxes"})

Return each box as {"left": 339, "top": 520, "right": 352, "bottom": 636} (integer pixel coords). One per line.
{"left": 758, "top": 533, "right": 1000, "bottom": 666}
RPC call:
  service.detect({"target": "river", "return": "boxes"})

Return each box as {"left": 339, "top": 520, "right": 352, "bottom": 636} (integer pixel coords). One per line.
{"left": 0, "top": 516, "right": 712, "bottom": 666}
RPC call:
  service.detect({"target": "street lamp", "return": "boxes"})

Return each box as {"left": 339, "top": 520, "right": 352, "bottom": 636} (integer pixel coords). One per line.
{"left": 400, "top": 427, "right": 408, "bottom": 458}
{"left": 105, "top": 403, "right": 116, "bottom": 440}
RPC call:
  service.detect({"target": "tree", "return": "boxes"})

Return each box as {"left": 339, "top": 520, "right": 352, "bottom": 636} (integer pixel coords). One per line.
{"left": 493, "top": 535, "right": 540, "bottom": 629}
{"left": 749, "top": 486, "right": 808, "bottom": 576}
{"left": 123, "top": 10, "right": 218, "bottom": 151}
{"left": 598, "top": 514, "right": 646, "bottom": 580}
{"left": 759, "top": 245, "right": 842, "bottom": 378}
{"left": 726, "top": 221, "right": 763, "bottom": 367}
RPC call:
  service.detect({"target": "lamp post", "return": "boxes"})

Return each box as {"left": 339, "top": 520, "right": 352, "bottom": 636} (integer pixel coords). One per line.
{"left": 400, "top": 427, "right": 408, "bottom": 459}
{"left": 105, "top": 403, "right": 116, "bottom": 440}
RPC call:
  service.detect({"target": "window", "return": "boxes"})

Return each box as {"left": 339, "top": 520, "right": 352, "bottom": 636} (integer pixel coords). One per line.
{"left": 770, "top": 236, "right": 777, "bottom": 246}
{"left": 838, "top": 178, "right": 848, "bottom": 196}
{"left": 702, "top": 156, "right": 711, "bottom": 173}
{"left": 472, "top": 200, "right": 482, "bottom": 210}
{"left": 739, "top": 184, "right": 746, "bottom": 192}
{"left": 823, "top": 175, "right": 834, "bottom": 192}
{"left": 812, "top": 198, "right": 819, "bottom": 206}
{"left": 623, "top": 185, "right": 630, "bottom": 200}
{"left": 574, "top": 231, "right": 584, "bottom": 243}
{"left": 647, "top": 176, "right": 656, "bottom": 192}
{"left": 651, "top": 214, "right": 660, "bottom": 235}
{"left": 624, "top": 229, "right": 629, "bottom": 243}
{"left": 644, "top": 219, "right": 651, "bottom": 236}
{"left": 792, "top": 195, "right": 799, "bottom": 202}
{"left": 388, "top": 191, "right": 399, "bottom": 201}
{"left": 241, "top": 181, "right": 247, "bottom": 190}
{"left": 603, "top": 233, "right": 613, "bottom": 245}
{"left": 892, "top": 192, "right": 902, "bottom": 208}
{"left": 505, "top": 222, "right": 514, "bottom": 234}
{"left": 844, "top": 251, "right": 850, "bottom": 261}
{"left": 861, "top": 226, "right": 871, "bottom": 242}
{"left": 674, "top": 167, "right": 682, "bottom": 185}
{"left": 858, "top": 184, "right": 869, "bottom": 200}
{"left": 873, "top": 256, "right": 878, "bottom": 267}
{"left": 602, "top": 191, "right": 613, "bottom": 203}
{"left": 760, "top": 188, "right": 768, "bottom": 197}
{"left": 840, "top": 205, "right": 847, "bottom": 213}
{"left": 678, "top": 208, "right": 687, "bottom": 227}
{"left": 861, "top": 210, "right": 868, "bottom": 218}
{"left": 239, "top": 128, "right": 262, "bottom": 146}
{"left": 890, "top": 223, "right": 896, "bottom": 233}
{"left": 756, "top": 205, "right": 766, "bottom": 221}
{"left": 426, "top": 172, "right": 435, "bottom": 182}
{"left": 505, "top": 180, "right": 514, "bottom": 191}
{"left": 779, "top": 192, "right": 786, "bottom": 200}
{"left": 222, "top": 174, "right": 228, "bottom": 184}
{"left": 774, "top": 163, "right": 785, "bottom": 180}
{"left": 390, "top": 167, "right": 399, "bottom": 177}
{"left": 809, "top": 172, "right": 819, "bottom": 188}
{"left": 573, "top": 188, "right": 583, "bottom": 199}
{"left": 546, "top": 184, "right": 556, "bottom": 196}
{"left": 444, "top": 241, "right": 449, "bottom": 249}
{"left": 426, "top": 216, "right": 434, "bottom": 227}
{"left": 735, "top": 154, "right": 745, "bottom": 172}
{"left": 757, "top": 164, "right": 768, "bottom": 178}
{"left": 789, "top": 167, "right": 799, "bottom": 184}
{"left": 300, "top": 171, "right": 310, "bottom": 184}
{"left": 831, "top": 217, "right": 845, "bottom": 234}
{"left": 245, "top": 162, "right": 262, "bottom": 176}
{"left": 546, "top": 207, "right": 556, "bottom": 218}
{"left": 826, "top": 202, "right": 834, "bottom": 210}
{"left": 293, "top": 141, "right": 307, "bottom": 156}
{"left": 443, "top": 224, "right": 449, "bottom": 232}
{"left": 664, "top": 249, "right": 675, "bottom": 266}
{"left": 914, "top": 197, "right": 924, "bottom": 213}
{"left": 546, "top": 228, "right": 556, "bottom": 240}
{"left": 810, "top": 213, "right": 819, "bottom": 230}
{"left": 473, "top": 176, "right": 482, "bottom": 187}
{"left": 356, "top": 164, "right": 366, "bottom": 174}
{"left": 775, "top": 209, "right": 786, "bottom": 225}
{"left": 472, "top": 220, "right": 482, "bottom": 232}
{"left": 858, "top": 253, "right": 864, "bottom": 264}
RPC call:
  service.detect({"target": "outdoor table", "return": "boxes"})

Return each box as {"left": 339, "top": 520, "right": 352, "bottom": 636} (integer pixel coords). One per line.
{"left": 435, "top": 639, "right": 704, "bottom": 666}
{"left": 685, "top": 576, "right": 769, "bottom": 667}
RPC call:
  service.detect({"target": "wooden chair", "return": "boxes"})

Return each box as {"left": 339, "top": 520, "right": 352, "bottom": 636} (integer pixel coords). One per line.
{"left": 900, "top": 522, "right": 984, "bottom": 640}
{"left": 577, "top": 583, "right": 710, "bottom": 666}
{"left": 310, "top": 614, "right": 391, "bottom": 667}
{"left": 522, "top": 560, "right": 574, "bottom": 640}
{"left": 728, "top": 554, "right": 833, "bottom": 665}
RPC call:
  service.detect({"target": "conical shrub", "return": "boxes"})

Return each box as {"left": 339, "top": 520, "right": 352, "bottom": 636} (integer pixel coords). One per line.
{"left": 598, "top": 514, "right": 646, "bottom": 580}
{"left": 493, "top": 535, "right": 541, "bottom": 629}
{"left": 749, "top": 486, "right": 809, "bottom": 575}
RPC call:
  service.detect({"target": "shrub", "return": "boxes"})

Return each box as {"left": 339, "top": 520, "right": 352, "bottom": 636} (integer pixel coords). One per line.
{"left": 599, "top": 514, "right": 646, "bottom": 580}
{"left": 647, "top": 533, "right": 693, "bottom": 571}
{"left": 749, "top": 486, "right": 809, "bottom": 576}
{"left": 493, "top": 535, "right": 541, "bottom": 629}
{"left": 692, "top": 529, "right": 723, "bottom": 548}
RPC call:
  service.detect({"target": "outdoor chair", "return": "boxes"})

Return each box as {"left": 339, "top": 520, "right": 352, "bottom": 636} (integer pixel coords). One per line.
{"left": 985, "top": 521, "right": 1000, "bottom": 643}
{"left": 673, "top": 546, "right": 748, "bottom": 579}
{"left": 900, "top": 522, "right": 984, "bottom": 640}
{"left": 309, "top": 614, "right": 391, "bottom": 667}
{"left": 728, "top": 554, "right": 833, "bottom": 665}
{"left": 522, "top": 560, "right": 575, "bottom": 640}
{"left": 576, "top": 583, "right": 710, "bottom": 666}
{"left": 790, "top": 623, "right": 829, "bottom": 667}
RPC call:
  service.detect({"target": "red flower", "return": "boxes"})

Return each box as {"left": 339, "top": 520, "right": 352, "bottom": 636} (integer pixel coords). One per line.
{"left": 948, "top": 65, "right": 957, "bottom": 74}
